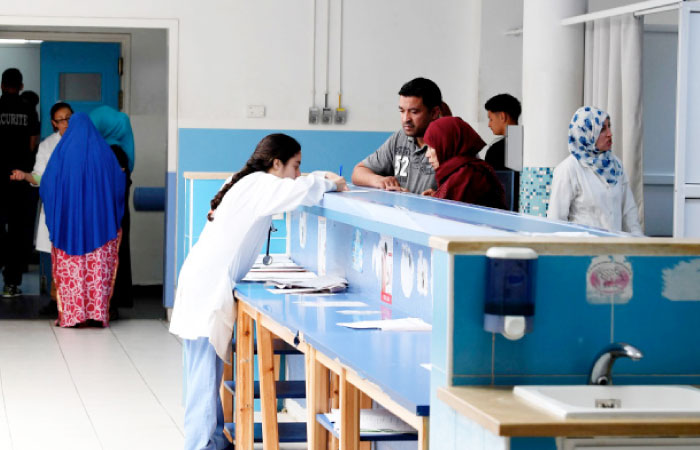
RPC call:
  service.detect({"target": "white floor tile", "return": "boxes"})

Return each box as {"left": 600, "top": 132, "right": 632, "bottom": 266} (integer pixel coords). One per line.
{"left": 99, "top": 424, "right": 184, "bottom": 450}
{"left": 0, "top": 319, "right": 186, "bottom": 450}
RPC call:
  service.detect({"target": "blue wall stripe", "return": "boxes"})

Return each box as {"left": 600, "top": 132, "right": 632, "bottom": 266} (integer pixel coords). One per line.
{"left": 164, "top": 171, "right": 177, "bottom": 307}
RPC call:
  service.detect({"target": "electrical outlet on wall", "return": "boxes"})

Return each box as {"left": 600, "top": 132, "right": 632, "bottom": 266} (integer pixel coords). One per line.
{"left": 334, "top": 108, "right": 347, "bottom": 124}
{"left": 308, "top": 107, "right": 320, "bottom": 124}
{"left": 321, "top": 107, "right": 332, "bottom": 124}
{"left": 246, "top": 105, "right": 265, "bottom": 118}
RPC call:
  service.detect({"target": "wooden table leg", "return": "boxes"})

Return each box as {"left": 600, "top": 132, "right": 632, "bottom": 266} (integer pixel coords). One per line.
{"left": 359, "top": 393, "right": 372, "bottom": 450}
{"left": 418, "top": 416, "right": 429, "bottom": 450}
{"left": 339, "top": 368, "right": 359, "bottom": 450}
{"left": 305, "top": 348, "right": 329, "bottom": 450}
{"left": 235, "top": 308, "right": 254, "bottom": 450}
{"left": 329, "top": 372, "right": 340, "bottom": 450}
{"left": 257, "top": 316, "right": 280, "bottom": 450}
{"left": 222, "top": 346, "right": 233, "bottom": 425}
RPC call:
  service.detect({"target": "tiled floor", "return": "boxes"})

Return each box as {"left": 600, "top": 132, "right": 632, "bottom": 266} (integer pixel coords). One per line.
{"left": 1, "top": 266, "right": 307, "bottom": 450}
{"left": 0, "top": 319, "right": 185, "bottom": 450}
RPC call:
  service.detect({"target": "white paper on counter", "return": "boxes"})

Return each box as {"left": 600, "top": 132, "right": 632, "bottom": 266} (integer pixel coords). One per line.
{"left": 243, "top": 271, "right": 317, "bottom": 282}
{"left": 293, "top": 300, "right": 368, "bottom": 308}
{"left": 267, "top": 275, "right": 347, "bottom": 291}
{"left": 337, "top": 317, "right": 432, "bottom": 332}
{"left": 324, "top": 408, "right": 417, "bottom": 434}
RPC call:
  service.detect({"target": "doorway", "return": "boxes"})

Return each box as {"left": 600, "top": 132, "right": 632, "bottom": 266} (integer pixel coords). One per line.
{"left": 0, "top": 24, "right": 173, "bottom": 318}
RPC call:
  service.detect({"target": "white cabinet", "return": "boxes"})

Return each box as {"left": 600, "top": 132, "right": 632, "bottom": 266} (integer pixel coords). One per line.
{"left": 674, "top": 7, "right": 700, "bottom": 236}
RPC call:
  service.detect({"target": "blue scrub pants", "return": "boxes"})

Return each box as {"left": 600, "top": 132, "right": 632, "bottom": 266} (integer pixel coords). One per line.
{"left": 183, "top": 337, "right": 231, "bottom": 450}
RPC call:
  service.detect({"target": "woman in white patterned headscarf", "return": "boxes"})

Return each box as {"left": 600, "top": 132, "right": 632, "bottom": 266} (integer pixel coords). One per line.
{"left": 548, "top": 106, "right": 642, "bottom": 235}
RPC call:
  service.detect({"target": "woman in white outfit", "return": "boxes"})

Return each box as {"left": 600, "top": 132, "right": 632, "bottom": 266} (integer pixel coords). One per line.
{"left": 10, "top": 102, "right": 73, "bottom": 298}
{"left": 169, "top": 133, "right": 346, "bottom": 450}
{"left": 11, "top": 102, "right": 73, "bottom": 252}
{"left": 548, "top": 106, "right": 643, "bottom": 236}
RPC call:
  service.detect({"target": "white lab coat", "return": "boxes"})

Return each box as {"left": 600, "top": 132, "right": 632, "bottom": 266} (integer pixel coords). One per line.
{"left": 548, "top": 154, "right": 643, "bottom": 236}
{"left": 169, "top": 171, "right": 336, "bottom": 361}
{"left": 32, "top": 132, "right": 62, "bottom": 253}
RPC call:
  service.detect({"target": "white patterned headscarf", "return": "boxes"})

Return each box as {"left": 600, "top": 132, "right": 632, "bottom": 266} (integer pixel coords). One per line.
{"left": 568, "top": 106, "right": 622, "bottom": 185}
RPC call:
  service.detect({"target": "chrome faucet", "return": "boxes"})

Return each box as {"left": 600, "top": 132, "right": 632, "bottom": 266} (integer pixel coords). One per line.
{"left": 588, "top": 342, "right": 643, "bottom": 385}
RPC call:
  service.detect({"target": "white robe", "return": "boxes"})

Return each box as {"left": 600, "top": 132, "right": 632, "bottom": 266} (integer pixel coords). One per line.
{"left": 32, "top": 132, "right": 62, "bottom": 253}
{"left": 548, "top": 154, "right": 643, "bottom": 236}
{"left": 169, "top": 171, "right": 336, "bottom": 361}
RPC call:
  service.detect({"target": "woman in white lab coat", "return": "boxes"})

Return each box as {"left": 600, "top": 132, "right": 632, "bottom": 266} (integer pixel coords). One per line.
{"left": 11, "top": 102, "right": 73, "bottom": 254}
{"left": 169, "top": 133, "right": 346, "bottom": 450}
{"left": 548, "top": 106, "right": 643, "bottom": 236}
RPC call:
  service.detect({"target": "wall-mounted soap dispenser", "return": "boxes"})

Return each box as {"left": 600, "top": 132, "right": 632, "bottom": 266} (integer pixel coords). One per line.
{"left": 483, "top": 247, "right": 537, "bottom": 340}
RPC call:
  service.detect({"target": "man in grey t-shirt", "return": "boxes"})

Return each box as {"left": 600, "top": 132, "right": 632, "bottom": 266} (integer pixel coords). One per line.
{"left": 351, "top": 77, "right": 441, "bottom": 194}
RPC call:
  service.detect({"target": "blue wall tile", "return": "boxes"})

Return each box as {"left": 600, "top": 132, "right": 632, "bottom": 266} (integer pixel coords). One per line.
{"left": 492, "top": 375, "right": 588, "bottom": 386}
{"left": 520, "top": 166, "right": 553, "bottom": 217}
{"left": 511, "top": 437, "right": 557, "bottom": 450}
{"left": 452, "top": 255, "right": 494, "bottom": 378}
{"left": 451, "top": 376, "right": 493, "bottom": 386}
{"left": 613, "top": 257, "right": 700, "bottom": 375}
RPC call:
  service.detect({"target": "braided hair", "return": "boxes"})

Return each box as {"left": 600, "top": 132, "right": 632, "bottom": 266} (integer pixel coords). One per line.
{"left": 207, "top": 133, "right": 301, "bottom": 221}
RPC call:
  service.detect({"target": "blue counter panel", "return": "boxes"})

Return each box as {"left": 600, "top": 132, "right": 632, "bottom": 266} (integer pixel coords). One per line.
{"left": 235, "top": 283, "right": 431, "bottom": 417}
{"left": 289, "top": 210, "right": 319, "bottom": 273}
{"left": 430, "top": 251, "right": 451, "bottom": 375}
{"left": 290, "top": 211, "right": 435, "bottom": 323}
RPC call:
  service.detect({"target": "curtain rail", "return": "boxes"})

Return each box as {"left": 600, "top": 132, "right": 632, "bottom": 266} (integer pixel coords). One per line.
{"left": 562, "top": 0, "right": 680, "bottom": 25}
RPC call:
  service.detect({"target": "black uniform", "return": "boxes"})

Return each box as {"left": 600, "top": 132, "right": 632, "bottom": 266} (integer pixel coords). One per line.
{"left": 0, "top": 92, "right": 40, "bottom": 288}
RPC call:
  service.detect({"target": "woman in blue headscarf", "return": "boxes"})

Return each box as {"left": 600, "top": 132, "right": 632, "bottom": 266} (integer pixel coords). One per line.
{"left": 548, "top": 106, "right": 642, "bottom": 235}
{"left": 90, "top": 106, "right": 134, "bottom": 316}
{"left": 40, "top": 112, "right": 126, "bottom": 327}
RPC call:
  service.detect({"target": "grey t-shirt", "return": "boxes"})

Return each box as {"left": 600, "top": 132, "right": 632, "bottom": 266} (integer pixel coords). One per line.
{"left": 361, "top": 130, "right": 437, "bottom": 194}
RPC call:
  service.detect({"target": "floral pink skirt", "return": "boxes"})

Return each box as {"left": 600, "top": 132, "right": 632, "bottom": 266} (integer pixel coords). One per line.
{"left": 52, "top": 231, "right": 121, "bottom": 327}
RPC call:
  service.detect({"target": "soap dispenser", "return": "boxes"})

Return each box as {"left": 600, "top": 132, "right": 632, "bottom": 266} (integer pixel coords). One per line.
{"left": 483, "top": 247, "right": 537, "bottom": 340}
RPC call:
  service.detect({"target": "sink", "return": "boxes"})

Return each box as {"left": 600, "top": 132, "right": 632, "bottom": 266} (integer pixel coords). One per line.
{"left": 513, "top": 385, "right": 700, "bottom": 419}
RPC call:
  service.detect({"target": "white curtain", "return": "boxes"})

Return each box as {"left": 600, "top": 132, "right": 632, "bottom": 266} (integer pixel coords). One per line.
{"left": 584, "top": 14, "right": 645, "bottom": 227}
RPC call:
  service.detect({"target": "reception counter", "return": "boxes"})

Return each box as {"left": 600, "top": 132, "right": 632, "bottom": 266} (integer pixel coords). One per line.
{"left": 180, "top": 175, "right": 700, "bottom": 450}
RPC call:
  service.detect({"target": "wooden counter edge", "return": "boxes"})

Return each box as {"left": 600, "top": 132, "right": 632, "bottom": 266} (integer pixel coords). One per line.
{"left": 437, "top": 386, "right": 700, "bottom": 438}
{"left": 183, "top": 171, "right": 233, "bottom": 180}
{"left": 429, "top": 236, "right": 700, "bottom": 256}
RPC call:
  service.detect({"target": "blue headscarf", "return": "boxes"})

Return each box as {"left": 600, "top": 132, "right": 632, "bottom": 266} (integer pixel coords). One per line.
{"left": 90, "top": 105, "right": 135, "bottom": 173}
{"left": 568, "top": 106, "right": 622, "bottom": 185}
{"left": 40, "top": 112, "right": 126, "bottom": 256}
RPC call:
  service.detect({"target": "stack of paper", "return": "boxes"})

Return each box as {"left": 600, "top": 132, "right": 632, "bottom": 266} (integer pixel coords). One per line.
{"left": 266, "top": 275, "right": 348, "bottom": 294}
{"left": 250, "top": 255, "right": 306, "bottom": 272}
{"left": 324, "top": 408, "right": 417, "bottom": 434}
{"left": 243, "top": 271, "right": 317, "bottom": 282}
{"left": 243, "top": 256, "right": 317, "bottom": 282}
{"left": 336, "top": 317, "right": 431, "bottom": 332}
